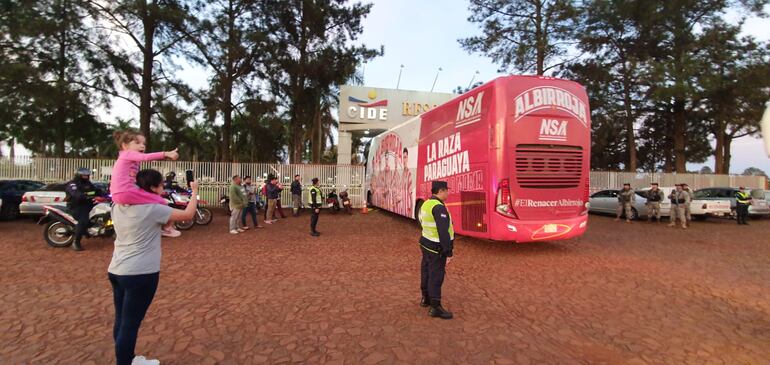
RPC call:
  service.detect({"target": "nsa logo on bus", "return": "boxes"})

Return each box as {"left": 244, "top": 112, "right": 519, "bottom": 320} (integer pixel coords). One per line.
{"left": 539, "top": 119, "right": 567, "bottom": 141}
{"left": 455, "top": 91, "right": 484, "bottom": 127}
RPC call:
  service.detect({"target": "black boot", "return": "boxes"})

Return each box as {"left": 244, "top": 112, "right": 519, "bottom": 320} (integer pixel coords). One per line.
{"left": 420, "top": 295, "right": 430, "bottom": 308}
{"left": 310, "top": 231, "right": 320, "bottom": 237}
{"left": 428, "top": 300, "right": 453, "bottom": 319}
{"left": 71, "top": 240, "right": 84, "bottom": 251}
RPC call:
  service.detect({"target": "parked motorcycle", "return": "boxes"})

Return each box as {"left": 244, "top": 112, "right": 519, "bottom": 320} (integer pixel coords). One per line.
{"left": 339, "top": 190, "right": 352, "bottom": 215}
{"left": 326, "top": 190, "right": 341, "bottom": 214}
{"left": 164, "top": 190, "right": 213, "bottom": 230}
{"left": 40, "top": 196, "right": 114, "bottom": 248}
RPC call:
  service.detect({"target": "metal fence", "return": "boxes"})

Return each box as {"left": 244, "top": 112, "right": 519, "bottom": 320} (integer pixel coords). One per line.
{"left": 589, "top": 171, "right": 766, "bottom": 193}
{"left": 1, "top": 157, "right": 766, "bottom": 206}
{"left": 0, "top": 157, "right": 366, "bottom": 208}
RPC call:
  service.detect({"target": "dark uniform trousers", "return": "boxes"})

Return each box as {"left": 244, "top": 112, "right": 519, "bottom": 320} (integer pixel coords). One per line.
{"left": 73, "top": 205, "right": 92, "bottom": 243}
{"left": 420, "top": 245, "right": 447, "bottom": 301}
{"left": 310, "top": 206, "right": 320, "bottom": 232}
{"left": 737, "top": 203, "right": 750, "bottom": 224}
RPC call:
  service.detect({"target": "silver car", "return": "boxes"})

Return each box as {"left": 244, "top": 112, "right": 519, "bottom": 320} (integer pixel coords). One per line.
{"left": 20, "top": 182, "right": 109, "bottom": 216}
{"left": 588, "top": 189, "right": 665, "bottom": 220}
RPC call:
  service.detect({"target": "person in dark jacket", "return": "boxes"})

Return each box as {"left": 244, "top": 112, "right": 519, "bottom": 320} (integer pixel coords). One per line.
{"left": 65, "top": 167, "right": 101, "bottom": 251}
{"left": 265, "top": 175, "right": 282, "bottom": 224}
{"left": 307, "top": 178, "right": 324, "bottom": 236}
{"left": 291, "top": 175, "right": 302, "bottom": 217}
{"left": 418, "top": 180, "right": 454, "bottom": 319}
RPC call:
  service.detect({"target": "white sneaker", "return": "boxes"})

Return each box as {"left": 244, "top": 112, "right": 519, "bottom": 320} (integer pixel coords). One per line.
{"left": 132, "top": 355, "right": 160, "bottom": 365}
{"left": 161, "top": 228, "right": 181, "bottom": 238}
{"left": 230, "top": 230, "right": 239, "bottom": 234}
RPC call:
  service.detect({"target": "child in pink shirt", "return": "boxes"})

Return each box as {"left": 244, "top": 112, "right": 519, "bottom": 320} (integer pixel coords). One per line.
{"left": 111, "top": 130, "right": 180, "bottom": 236}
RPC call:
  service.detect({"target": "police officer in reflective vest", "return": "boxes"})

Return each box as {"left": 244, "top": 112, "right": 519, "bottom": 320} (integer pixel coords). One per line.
{"left": 418, "top": 180, "right": 454, "bottom": 320}
{"left": 735, "top": 186, "right": 753, "bottom": 225}
{"left": 308, "top": 178, "right": 323, "bottom": 236}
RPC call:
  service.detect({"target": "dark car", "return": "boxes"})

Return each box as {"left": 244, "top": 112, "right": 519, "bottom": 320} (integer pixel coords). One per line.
{"left": 0, "top": 179, "right": 46, "bottom": 220}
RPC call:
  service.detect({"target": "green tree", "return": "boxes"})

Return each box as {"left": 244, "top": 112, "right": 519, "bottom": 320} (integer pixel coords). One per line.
{"left": 575, "top": 0, "right": 659, "bottom": 171}
{"left": 259, "top": 0, "right": 381, "bottom": 163}
{"left": 90, "top": 0, "right": 190, "bottom": 149}
{"left": 180, "top": 0, "right": 267, "bottom": 162}
{"left": 1, "top": 0, "right": 119, "bottom": 157}
{"left": 460, "top": 0, "right": 578, "bottom": 75}
{"left": 696, "top": 21, "right": 770, "bottom": 174}
{"left": 742, "top": 167, "right": 768, "bottom": 176}
{"left": 645, "top": 0, "right": 768, "bottom": 172}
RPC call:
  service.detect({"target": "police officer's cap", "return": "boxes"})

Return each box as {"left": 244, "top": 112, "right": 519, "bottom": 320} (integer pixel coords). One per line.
{"left": 431, "top": 181, "right": 448, "bottom": 192}
{"left": 623, "top": 182, "right": 630, "bottom": 186}
{"left": 650, "top": 182, "right": 658, "bottom": 186}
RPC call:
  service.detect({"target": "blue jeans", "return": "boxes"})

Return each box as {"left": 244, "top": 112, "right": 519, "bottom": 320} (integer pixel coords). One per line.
{"left": 242, "top": 202, "right": 258, "bottom": 226}
{"left": 109, "top": 272, "right": 159, "bottom": 365}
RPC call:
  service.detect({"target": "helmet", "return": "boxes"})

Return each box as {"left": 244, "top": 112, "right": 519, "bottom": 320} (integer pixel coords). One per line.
{"left": 74, "top": 167, "right": 91, "bottom": 178}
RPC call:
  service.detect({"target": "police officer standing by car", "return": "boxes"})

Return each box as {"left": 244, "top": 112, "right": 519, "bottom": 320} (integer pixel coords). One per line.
{"left": 65, "top": 167, "right": 100, "bottom": 251}
{"left": 646, "top": 182, "right": 664, "bottom": 223}
{"left": 735, "top": 186, "right": 753, "bottom": 225}
{"left": 308, "top": 178, "right": 323, "bottom": 236}
{"left": 615, "top": 183, "right": 635, "bottom": 223}
{"left": 418, "top": 181, "right": 454, "bottom": 320}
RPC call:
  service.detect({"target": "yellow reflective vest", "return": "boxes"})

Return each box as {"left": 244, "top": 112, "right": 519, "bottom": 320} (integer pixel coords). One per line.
{"left": 419, "top": 199, "right": 454, "bottom": 243}
{"left": 308, "top": 186, "right": 322, "bottom": 205}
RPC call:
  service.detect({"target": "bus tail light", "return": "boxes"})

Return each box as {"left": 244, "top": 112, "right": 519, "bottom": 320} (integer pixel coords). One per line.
{"left": 496, "top": 179, "right": 518, "bottom": 219}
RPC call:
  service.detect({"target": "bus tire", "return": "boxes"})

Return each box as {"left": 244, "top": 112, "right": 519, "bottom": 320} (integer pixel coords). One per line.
{"left": 367, "top": 191, "right": 373, "bottom": 207}
{"left": 414, "top": 199, "right": 424, "bottom": 220}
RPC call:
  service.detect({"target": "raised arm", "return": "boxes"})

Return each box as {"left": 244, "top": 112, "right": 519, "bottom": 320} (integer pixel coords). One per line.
{"left": 121, "top": 150, "right": 169, "bottom": 162}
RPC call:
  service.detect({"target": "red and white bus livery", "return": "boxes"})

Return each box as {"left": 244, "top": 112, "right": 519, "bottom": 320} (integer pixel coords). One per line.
{"left": 366, "top": 75, "right": 591, "bottom": 242}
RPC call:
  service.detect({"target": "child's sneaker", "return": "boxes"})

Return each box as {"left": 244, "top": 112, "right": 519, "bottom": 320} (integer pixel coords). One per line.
{"left": 161, "top": 228, "right": 181, "bottom": 237}
{"left": 230, "top": 230, "right": 239, "bottom": 234}
{"left": 132, "top": 355, "right": 160, "bottom": 365}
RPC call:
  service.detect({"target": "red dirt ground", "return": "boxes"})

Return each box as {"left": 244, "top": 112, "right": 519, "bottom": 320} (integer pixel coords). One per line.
{"left": 1, "top": 209, "right": 769, "bottom": 364}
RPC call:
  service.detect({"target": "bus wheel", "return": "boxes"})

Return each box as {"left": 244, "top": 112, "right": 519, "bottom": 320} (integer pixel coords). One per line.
{"left": 414, "top": 200, "right": 424, "bottom": 220}
{"left": 367, "top": 191, "right": 373, "bottom": 207}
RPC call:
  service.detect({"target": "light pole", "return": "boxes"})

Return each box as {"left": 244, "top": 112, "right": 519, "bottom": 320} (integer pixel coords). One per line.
{"left": 430, "top": 67, "right": 443, "bottom": 92}
{"left": 396, "top": 64, "right": 404, "bottom": 89}
{"left": 467, "top": 70, "right": 480, "bottom": 90}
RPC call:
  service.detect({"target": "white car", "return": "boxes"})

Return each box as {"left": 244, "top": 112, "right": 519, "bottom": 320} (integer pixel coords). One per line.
{"left": 20, "top": 182, "right": 109, "bottom": 216}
